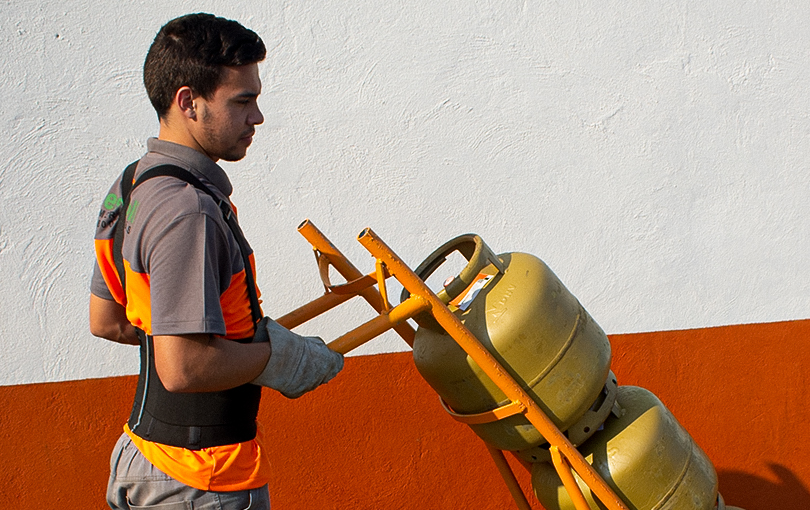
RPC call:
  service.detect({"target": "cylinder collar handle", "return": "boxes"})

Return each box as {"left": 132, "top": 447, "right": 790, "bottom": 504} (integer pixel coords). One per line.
{"left": 401, "top": 234, "right": 505, "bottom": 307}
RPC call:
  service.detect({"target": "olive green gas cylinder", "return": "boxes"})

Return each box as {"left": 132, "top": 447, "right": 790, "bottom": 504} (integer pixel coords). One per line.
{"left": 404, "top": 235, "right": 612, "bottom": 452}
{"left": 531, "top": 386, "right": 719, "bottom": 510}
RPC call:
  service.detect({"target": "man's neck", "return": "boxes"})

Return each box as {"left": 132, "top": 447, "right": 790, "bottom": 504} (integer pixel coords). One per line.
{"left": 157, "top": 118, "right": 218, "bottom": 163}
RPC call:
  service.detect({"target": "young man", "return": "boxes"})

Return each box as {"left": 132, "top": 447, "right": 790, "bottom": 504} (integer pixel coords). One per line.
{"left": 89, "top": 13, "right": 343, "bottom": 509}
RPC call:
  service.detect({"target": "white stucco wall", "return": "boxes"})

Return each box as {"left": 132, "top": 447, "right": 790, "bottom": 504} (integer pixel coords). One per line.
{"left": 1, "top": 0, "right": 808, "bottom": 386}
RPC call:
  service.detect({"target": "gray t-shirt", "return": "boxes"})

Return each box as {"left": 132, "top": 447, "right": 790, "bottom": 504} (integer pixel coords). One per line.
{"left": 91, "top": 138, "right": 261, "bottom": 339}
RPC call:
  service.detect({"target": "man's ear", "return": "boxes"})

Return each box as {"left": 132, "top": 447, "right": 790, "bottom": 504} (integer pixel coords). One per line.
{"left": 175, "top": 86, "right": 197, "bottom": 120}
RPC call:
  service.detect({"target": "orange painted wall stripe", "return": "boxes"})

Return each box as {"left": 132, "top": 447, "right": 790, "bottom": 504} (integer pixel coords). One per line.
{"left": 1, "top": 319, "right": 808, "bottom": 509}
{"left": 608, "top": 319, "right": 810, "bottom": 510}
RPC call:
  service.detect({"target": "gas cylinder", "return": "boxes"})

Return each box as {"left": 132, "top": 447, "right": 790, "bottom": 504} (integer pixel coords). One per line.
{"left": 405, "top": 234, "right": 612, "bottom": 452}
{"left": 516, "top": 371, "right": 619, "bottom": 463}
{"left": 531, "top": 386, "right": 718, "bottom": 510}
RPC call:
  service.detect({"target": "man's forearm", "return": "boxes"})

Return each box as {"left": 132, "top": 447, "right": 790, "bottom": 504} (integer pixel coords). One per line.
{"left": 153, "top": 333, "right": 271, "bottom": 393}
{"left": 91, "top": 294, "right": 271, "bottom": 392}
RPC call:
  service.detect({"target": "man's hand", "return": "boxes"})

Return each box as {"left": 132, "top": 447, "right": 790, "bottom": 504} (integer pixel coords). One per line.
{"left": 251, "top": 317, "right": 344, "bottom": 398}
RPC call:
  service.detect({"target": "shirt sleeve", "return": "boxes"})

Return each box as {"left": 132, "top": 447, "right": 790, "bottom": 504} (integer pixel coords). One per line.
{"left": 146, "top": 211, "right": 234, "bottom": 337}
{"left": 90, "top": 260, "right": 115, "bottom": 300}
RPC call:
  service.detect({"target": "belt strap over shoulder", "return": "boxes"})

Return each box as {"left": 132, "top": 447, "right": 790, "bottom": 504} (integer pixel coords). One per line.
{"left": 113, "top": 162, "right": 262, "bottom": 324}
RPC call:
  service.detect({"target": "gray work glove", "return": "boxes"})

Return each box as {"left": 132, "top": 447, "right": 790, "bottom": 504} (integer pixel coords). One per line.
{"left": 251, "top": 317, "right": 344, "bottom": 399}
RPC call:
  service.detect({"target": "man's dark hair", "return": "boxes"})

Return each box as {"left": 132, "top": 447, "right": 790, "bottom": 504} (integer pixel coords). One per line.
{"left": 144, "top": 13, "right": 266, "bottom": 118}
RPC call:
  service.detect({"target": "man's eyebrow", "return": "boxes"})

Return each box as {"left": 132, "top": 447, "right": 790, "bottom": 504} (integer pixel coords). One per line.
{"left": 234, "top": 91, "right": 260, "bottom": 99}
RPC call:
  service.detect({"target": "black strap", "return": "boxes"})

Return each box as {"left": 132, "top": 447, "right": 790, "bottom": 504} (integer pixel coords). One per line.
{"left": 112, "top": 162, "right": 138, "bottom": 299}
{"left": 111, "top": 162, "right": 262, "bottom": 326}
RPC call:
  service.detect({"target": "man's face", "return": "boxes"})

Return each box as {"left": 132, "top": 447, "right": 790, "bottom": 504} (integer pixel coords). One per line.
{"left": 193, "top": 63, "right": 264, "bottom": 162}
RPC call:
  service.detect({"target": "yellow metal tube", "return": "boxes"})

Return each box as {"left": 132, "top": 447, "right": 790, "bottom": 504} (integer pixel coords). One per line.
{"left": 485, "top": 445, "right": 534, "bottom": 510}
{"left": 327, "top": 295, "right": 430, "bottom": 355}
{"left": 550, "top": 446, "right": 593, "bottom": 510}
{"left": 298, "top": 219, "right": 415, "bottom": 346}
{"left": 357, "top": 228, "right": 630, "bottom": 510}
{"left": 275, "top": 290, "right": 355, "bottom": 330}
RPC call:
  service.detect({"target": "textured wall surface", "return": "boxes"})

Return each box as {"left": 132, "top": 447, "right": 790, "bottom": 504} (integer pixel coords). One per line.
{"left": 1, "top": 0, "right": 808, "bottom": 385}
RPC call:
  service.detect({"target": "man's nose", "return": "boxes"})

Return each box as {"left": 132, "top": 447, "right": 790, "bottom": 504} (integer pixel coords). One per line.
{"left": 250, "top": 105, "right": 264, "bottom": 126}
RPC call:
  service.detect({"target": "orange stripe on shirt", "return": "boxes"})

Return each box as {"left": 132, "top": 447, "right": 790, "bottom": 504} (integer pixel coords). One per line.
{"left": 93, "top": 238, "right": 154, "bottom": 334}
{"left": 123, "top": 261, "right": 152, "bottom": 335}
{"left": 94, "top": 238, "right": 125, "bottom": 305}
{"left": 221, "top": 253, "right": 263, "bottom": 339}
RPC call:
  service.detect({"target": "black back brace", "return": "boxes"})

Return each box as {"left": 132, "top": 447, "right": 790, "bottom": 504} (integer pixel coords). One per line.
{"left": 112, "top": 161, "right": 263, "bottom": 450}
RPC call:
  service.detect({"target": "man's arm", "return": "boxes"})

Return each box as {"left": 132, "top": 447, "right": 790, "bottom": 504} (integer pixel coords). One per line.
{"left": 89, "top": 294, "right": 140, "bottom": 345}
{"left": 90, "top": 293, "right": 271, "bottom": 392}
{"left": 152, "top": 333, "right": 270, "bottom": 393}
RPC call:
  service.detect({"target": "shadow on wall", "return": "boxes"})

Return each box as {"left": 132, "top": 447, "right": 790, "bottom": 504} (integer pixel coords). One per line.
{"left": 719, "top": 464, "right": 810, "bottom": 510}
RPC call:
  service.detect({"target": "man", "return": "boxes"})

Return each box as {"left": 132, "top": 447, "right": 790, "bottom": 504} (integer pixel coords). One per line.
{"left": 89, "top": 13, "right": 343, "bottom": 509}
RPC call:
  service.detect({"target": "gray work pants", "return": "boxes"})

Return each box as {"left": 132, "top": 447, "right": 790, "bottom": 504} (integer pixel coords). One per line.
{"left": 107, "top": 433, "right": 271, "bottom": 510}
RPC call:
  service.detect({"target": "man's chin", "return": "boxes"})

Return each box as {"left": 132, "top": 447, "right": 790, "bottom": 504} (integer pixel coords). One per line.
{"left": 219, "top": 150, "right": 248, "bottom": 162}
